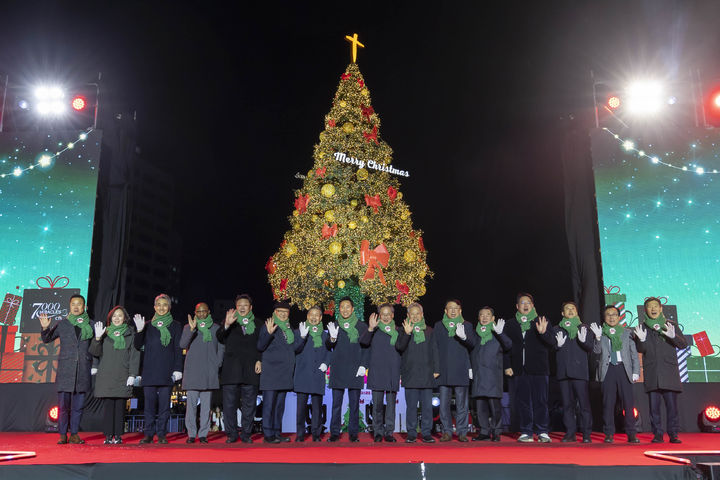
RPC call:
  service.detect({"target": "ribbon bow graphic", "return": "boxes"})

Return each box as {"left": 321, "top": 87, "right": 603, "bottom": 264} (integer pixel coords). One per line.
{"left": 36, "top": 276, "right": 70, "bottom": 289}
{"left": 294, "top": 194, "right": 310, "bottom": 214}
{"left": 315, "top": 167, "right": 327, "bottom": 178}
{"left": 322, "top": 223, "right": 338, "bottom": 239}
{"left": 387, "top": 186, "right": 397, "bottom": 202}
{"left": 363, "top": 125, "right": 379, "bottom": 145}
{"left": 265, "top": 257, "right": 277, "bottom": 274}
{"left": 341, "top": 73, "right": 351, "bottom": 81}
{"left": 360, "top": 240, "right": 389, "bottom": 285}
{"left": 360, "top": 104, "right": 374, "bottom": 122}
{"left": 604, "top": 286, "right": 620, "bottom": 294}
{"left": 365, "top": 194, "right": 382, "bottom": 213}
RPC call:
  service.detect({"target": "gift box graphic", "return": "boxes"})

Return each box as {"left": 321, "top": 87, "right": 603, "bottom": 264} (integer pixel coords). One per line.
{"left": 604, "top": 286, "right": 630, "bottom": 323}
{"left": 19, "top": 276, "right": 78, "bottom": 334}
{"left": 20, "top": 332, "right": 58, "bottom": 383}
{"left": 0, "top": 325, "right": 18, "bottom": 353}
{"left": 0, "top": 351, "right": 25, "bottom": 383}
{"left": 0, "top": 293, "right": 22, "bottom": 326}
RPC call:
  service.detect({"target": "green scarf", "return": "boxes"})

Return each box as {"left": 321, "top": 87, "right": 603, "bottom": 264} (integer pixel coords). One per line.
{"left": 560, "top": 316, "right": 582, "bottom": 340}
{"left": 411, "top": 318, "right": 426, "bottom": 344}
{"left": 273, "top": 314, "right": 294, "bottom": 344}
{"left": 643, "top": 312, "right": 666, "bottom": 333}
{"left": 476, "top": 323, "right": 494, "bottom": 345}
{"left": 67, "top": 312, "right": 93, "bottom": 341}
{"left": 107, "top": 323, "right": 128, "bottom": 350}
{"left": 377, "top": 322, "right": 398, "bottom": 346}
{"left": 602, "top": 323, "right": 624, "bottom": 352}
{"left": 339, "top": 312, "right": 359, "bottom": 343}
{"left": 235, "top": 311, "right": 256, "bottom": 334}
{"left": 515, "top": 309, "right": 537, "bottom": 333}
{"left": 151, "top": 312, "right": 174, "bottom": 347}
{"left": 308, "top": 323, "right": 323, "bottom": 348}
{"left": 442, "top": 314, "right": 463, "bottom": 337}
{"left": 196, "top": 315, "right": 214, "bottom": 342}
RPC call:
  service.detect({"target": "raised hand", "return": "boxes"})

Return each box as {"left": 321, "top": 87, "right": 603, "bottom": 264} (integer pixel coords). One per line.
{"left": 224, "top": 309, "right": 237, "bottom": 328}
{"left": 589, "top": 323, "right": 602, "bottom": 340}
{"left": 39, "top": 313, "right": 51, "bottom": 330}
{"left": 578, "top": 325, "right": 587, "bottom": 343}
{"left": 94, "top": 321, "right": 106, "bottom": 339}
{"left": 299, "top": 322, "right": 309, "bottom": 338}
{"left": 126, "top": 376, "right": 135, "bottom": 386}
{"left": 368, "top": 313, "right": 379, "bottom": 331}
{"left": 265, "top": 317, "right": 277, "bottom": 334}
{"left": 356, "top": 366, "right": 366, "bottom": 377}
{"left": 188, "top": 314, "right": 197, "bottom": 330}
{"left": 493, "top": 318, "right": 505, "bottom": 334}
{"left": 455, "top": 322, "right": 467, "bottom": 340}
{"left": 555, "top": 331, "right": 566, "bottom": 348}
{"left": 634, "top": 325, "right": 647, "bottom": 342}
{"left": 536, "top": 316, "right": 548, "bottom": 334}
{"left": 133, "top": 314, "right": 145, "bottom": 332}
{"left": 402, "top": 318, "right": 413, "bottom": 335}
{"left": 662, "top": 322, "right": 676, "bottom": 339}
{"left": 327, "top": 322, "right": 339, "bottom": 340}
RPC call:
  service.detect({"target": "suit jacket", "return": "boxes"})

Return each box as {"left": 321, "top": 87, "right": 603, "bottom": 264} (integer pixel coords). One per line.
{"left": 360, "top": 325, "right": 409, "bottom": 392}
{"left": 294, "top": 331, "right": 331, "bottom": 395}
{"left": 327, "top": 319, "right": 370, "bottom": 390}
{"left": 134, "top": 319, "right": 184, "bottom": 386}
{"left": 635, "top": 320, "right": 687, "bottom": 393}
{"left": 399, "top": 326, "right": 439, "bottom": 389}
{"left": 180, "top": 323, "right": 224, "bottom": 391}
{"left": 503, "top": 317, "right": 555, "bottom": 376}
{"left": 42, "top": 318, "right": 93, "bottom": 393}
{"left": 593, "top": 327, "right": 639, "bottom": 383}
{"left": 432, "top": 320, "right": 473, "bottom": 386}
{"left": 257, "top": 326, "right": 303, "bottom": 391}
{"left": 216, "top": 318, "right": 261, "bottom": 386}
{"left": 466, "top": 327, "right": 512, "bottom": 398}
{"left": 553, "top": 324, "right": 593, "bottom": 381}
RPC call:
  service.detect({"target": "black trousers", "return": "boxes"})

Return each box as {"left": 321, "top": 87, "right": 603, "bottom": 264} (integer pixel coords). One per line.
{"left": 404, "top": 388, "right": 432, "bottom": 438}
{"left": 601, "top": 363, "right": 636, "bottom": 436}
{"left": 475, "top": 396, "right": 502, "bottom": 436}
{"left": 296, "top": 392, "right": 323, "bottom": 437}
{"left": 143, "top": 386, "right": 171, "bottom": 437}
{"left": 102, "top": 397, "right": 126, "bottom": 437}
{"left": 649, "top": 389, "right": 680, "bottom": 436}
{"left": 372, "top": 390, "right": 397, "bottom": 437}
{"left": 57, "top": 391, "right": 85, "bottom": 435}
{"left": 222, "top": 383, "right": 258, "bottom": 440}
{"left": 558, "top": 378, "right": 592, "bottom": 436}
{"left": 330, "top": 388, "right": 360, "bottom": 436}
{"left": 509, "top": 375, "right": 549, "bottom": 435}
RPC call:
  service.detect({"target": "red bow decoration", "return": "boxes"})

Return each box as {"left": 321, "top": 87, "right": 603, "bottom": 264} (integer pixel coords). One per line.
{"left": 341, "top": 73, "right": 351, "bottom": 81}
{"left": 395, "top": 280, "right": 410, "bottom": 304}
{"left": 322, "top": 223, "right": 338, "bottom": 239}
{"left": 327, "top": 119, "right": 336, "bottom": 127}
{"left": 36, "top": 276, "right": 70, "bottom": 289}
{"left": 357, "top": 79, "right": 364, "bottom": 87}
{"left": 644, "top": 296, "right": 668, "bottom": 305}
{"left": 387, "top": 186, "right": 397, "bottom": 202}
{"left": 365, "top": 194, "right": 382, "bottom": 213}
{"left": 294, "top": 194, "right": 310, "bottom": 214}
{"left": 363, "top": 125, "right": 379, "bottom": 144}
{"left": 315, "top": 167, "right": 327, "bottom": 178}
{"left": 360, "top": 104, "right": 374, "bottom": 122}
{"left": 604, "top": 286, "right": 621, "bottom": 294}
{"left": 265, "top": 257, "right": 277, "bottom": 274}
{"left": 360, "top": 240, "right": 389, "bottom": 285}
{"left": 279, "top": 278, "right": 288, "bottom": 292}
{"left": 324, "top": 301, "right": 335, "bottom": 316}
{"left": 418, "top": 236, "right": 425, "bottom": 252}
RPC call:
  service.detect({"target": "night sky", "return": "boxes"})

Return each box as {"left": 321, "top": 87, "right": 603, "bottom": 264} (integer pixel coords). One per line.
{"left": 2, "top": 1, "right": 720, "bottom": 323}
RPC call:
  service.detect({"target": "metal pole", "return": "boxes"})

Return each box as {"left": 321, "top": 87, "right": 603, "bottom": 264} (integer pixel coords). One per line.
{"left": 697, "top": 68, "right": 707, "bottom": 128}
{"left": 690, "top": 68, "right": 699, "bottom": 128}
{"left": 591, "top": 70, "right": 599, "bottom": 128}
{"left": 0, "top": 75, "right": 8, "bottom": 132}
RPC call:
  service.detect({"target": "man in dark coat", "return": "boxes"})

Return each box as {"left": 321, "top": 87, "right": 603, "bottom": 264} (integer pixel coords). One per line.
{"left": 553, "top": 302, "right": 593, "bottom": 443}
{"left": 399, "top": 302, "right": 439, "bottom": 443}
{"left": 634, "top": 297, "right": 688, "bottom": 444}
{"left": 257, "top": 301, "right": 303, "bottom": 443}
{"left": 294, "top": 306, "right": 330, "bottom": 442}
{"left": 457, "top": 307, "right": 511, "bottom": 442}
{"left": 40, "top": 294, "right": 94, "bottom": 445}
{"left": 180, "top": 302, "right": 224, "bottom": 444}
{"left": 217, "top": 294, "right": 262, "bottom": 443}
{"left": 360, "top": 303, "right": 409, "bottom": 443}
{"left": 504, "top": 292, "right": 555, "bottom": 443}
{"left": 326, "top": 297, "right": 369, "bottom": 442}
{"left": 133, "top": 293, "right": 184, "bottom": 444}
{"left": 432, "top": 299, "right": 473, "bottom": 442}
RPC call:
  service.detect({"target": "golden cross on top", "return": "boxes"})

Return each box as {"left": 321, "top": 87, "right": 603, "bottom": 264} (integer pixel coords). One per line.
{"left": 345, "top": 33, "right": 365, "bottom": 63}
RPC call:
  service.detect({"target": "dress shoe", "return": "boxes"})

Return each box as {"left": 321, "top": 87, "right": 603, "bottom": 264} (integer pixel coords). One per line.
{"left": 186, "top": 437, "right": 196, "bottom": 444}
{"left": 312, "top": 435, "right": 321, "bottom": 442}
{"left": 422, "top": 435, "right": 436, "bottom": 443}
{"left": 491, "top": 434, "right": 501, "bottom": 442}
{"left": 349, "top": 434, "right": 359, "bottom": 442}
{"left": 140, "top": 436, "right": 154, "bottom": 444}
{"left": 114, "top": 436, "right": 123, "bottom": 444}
{"left": 225, "top": 436, "right": 238, "bottom": 444}
{"left": 384, "top": 435, "right": 397, "bottom": 443}
{"left": 604, "top": 435, "right": 613, "bottom": 443}
{"left": 627, "top": 435, "right": 640, "bottom": 444}
{"left": 651, "top": 434, "right": 664, "bottom": 443}
{"left": 158, "top": 436, "right": 168, "bottom": 444}
{"left": 669, "top": 435, "right": 682, "bottom": 444}
{"left": 406, "top": 436, "right": 417, "bottom": 443}
{"left": 327, "top": 434, "right": 340, "bottom": 442}
{"left": 295, "top": 434, "right": 306, "bottom": 442}
{"left": 276, "top": 435, "right": 290, "bottom": 443}
{"left": 458, "top": 435, "right": 469, "bottom": 442}
{"left": 582, "top": 435, "right": 591, "bottom": 444}
{"left": 473, "top": 433, "right": 491, "bottom": 441}
{"left": 374, "top": 435, "right": 383, "bottom": 443}
{"left": 69, "top": 434, "right": 85, "bottom": 444}
{"left": 199, "top": 437, "right": 208, "bottom": 444}
{"left": 439, "top": 433, "right": 452, "bottom": 442}
{"left": 517, "top": 434, "right": 534, "bottom": 443}
{"left": 561, "top": 434, "right": 576, "bottom": 443}
{"left": 538, "top": 433, "right": 552, "bottom": 443}
{"left": 240, "top": 436, "right": 252, "bottom": 444}
{"left": 264, "top": 436, "right": 280, "bottom": 444}
{"left": 57, "top": 434, "right": 68, "bottom": 444}
{"left": 104, "top": 435, "right": 114, "bottom": 444}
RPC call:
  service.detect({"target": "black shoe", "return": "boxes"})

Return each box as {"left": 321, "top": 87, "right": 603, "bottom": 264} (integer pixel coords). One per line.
{"left": 406, "top": 436, "right": 417, "bottom": 443}
{"left": 374, "top": 435, "right": 383, "bottom": 443}
{"left": 384, "top": 435, "right": 397, "bottom": 443}
{"left": 276, "top": 435, "right": 290, "bottom": 443}
{"left": 473, "top": 433, "right": 491, "bottom": 441}
{"left": 312, "top": 435, "right": 321, "bottom": 442}
{"left": 669, "top": 435, "right": 681, "bottom": 444}
{"left": 349, "top": 434, "right": 359, "bottom": 442}
{"left": 57, "top": 434, "right": 68, "bottom": 445}
{"left": 422, "top": 435, "right": 436, "bottom": 443}
{"left": 458, "top": 435, "right": 469, "bottom": 442}
{"left": 582, "top": 435, "right": 591, "bottom": 443}
{"left": 186, "top": 437, "right": 196, "bottom": 444}
{"left": 226, "top": 436, "right": 238, "bottom": 444}
{"left": 113, "top": 435, "right": 123, "bottom": 444}
{"left": 68, "top": 434, "right": 85, "bottom": 444}
{"left": 327, "top": 434, "right": 340, "bottom": 442}
{"left": 240, "top": 436, "right": 252, "bottom": 444}
{"left": 158, "top": 436, "right": 168, "bottom": 444}
{"left": 491, "top": 434, "right": 501, "bottom": 442}
{"left": 199, "top": 437, "right": 208, "bottom": 444}
{"left": 627, "top": 435, "right": 640, "bottom": 444}
{"left": 296, "top": 434, "right": 306, "bottom": 442}
{"left": 604, "top": 435, "right": 613, "bottom": 443}
{"left": 561, "top": 434, "right": 576, "bottom": 443}
{"left": 264, "top": 436, "right": 280, "bottom": 444}
{"left": 651, "top": 434, "right": 664, "bottom": 443}
{"left": 140, "top": 436, "right": 154, "bottom": 444}
{"left": 104, "top": 435, "right": 113, "bottom": 445}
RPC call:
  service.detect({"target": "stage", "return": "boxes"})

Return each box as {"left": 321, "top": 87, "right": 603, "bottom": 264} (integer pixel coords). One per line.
{"left": 2, "top": 432, "right": 718, "bottom": 479}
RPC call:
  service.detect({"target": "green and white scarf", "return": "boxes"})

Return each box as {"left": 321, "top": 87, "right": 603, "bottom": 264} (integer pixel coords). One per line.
{"left": 235, "top": 311, "right": 256, "bottom": 334}
{"left": 476, "top": 323, "right": 494, "bottom": 345}
{"left": 644, "top": 312, "right": 666, "bottom": 333}
{"left": 151, "top": 312, "right": 174, "bottom": 347}
{"left": 339, "top": 312, "right": 359, "bottom": 343}
{"left": 560, "top": 316, "right": 582, "bottom": 340}
{"left": 196, "top": 315, "right": 214, "bottom": 342}
{"left": 411, "top": 318, "right": 426, "bottom": 344}
{"left": 602, "top": 323, "right": 624, "bottom": 352}
{"left": 442, "top": 314, "right": 463, "bottom": 337}
{"left": 67, "top": 312, "right": 93, "bottom": 341}
{"left": 377, "top": 322, "right": 398, "bottom": 346}
{"left": 308, "top": 323, "right": 323, "bottom": 348}
{"left": 107, "top": 323, "right": 128, "bottom": 350}
{"left": 273, "top": 314, "right": 294, "bottom": 344}
{"left": 515, "top": 309, "right": 537, "bottom": 333}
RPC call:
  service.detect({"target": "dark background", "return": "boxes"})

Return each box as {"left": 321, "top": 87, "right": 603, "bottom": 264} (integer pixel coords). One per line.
{"left": 1, "top": 0, "right": 719, "bottom": 323}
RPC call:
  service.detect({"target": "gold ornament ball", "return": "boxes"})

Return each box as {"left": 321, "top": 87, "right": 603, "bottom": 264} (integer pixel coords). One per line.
{"left": 317, "top": 269, "right": 325, "bottom": 278}
{"left": 284, "top": 243, "right": 298, "bottom": 257}
{"left": 339, "top": 100, "right": 347, "bottom": 108}
{"left": 383, "top": 230, "right": 392, "bottom": 239}
{"left": 356, "top": 168, "right": 369, "bottom": 180}
{"left": 348, "top": 221, "right": 357, "bottom": 230}
{"left": 404, "top": 250, "right": 417, "bottom": 263}
{"left": 324, "top": 210, "right": 335, "bottom": 222}
{"left": 419, "top": 284, "right": 426, "bottom": 295}
{"left": 319, "top": 132, "right": 326, "bottom": 141}
{"left": 308, "top": 169, "right": 314, "bottom": 177}
{"left": 361, "top": 215, "right": 369, "bottom": 223}
{"left": 321, "top": 184, "right": 336, "bottom": 197}
{"left": 337, "top": 280, "right": 346, "bottom": 289}
{"left": 400, "top": 212, "right": 408, "bottom": 220}
{"left": 419, "top": 269, "right": 427, "bottom": 278}
{"left": 360, "top": 88, "right": 369, "bottom": 96}
{"left": 350, "top": 199, "right": 358, "bottom": 207}
{"left": 329, "top": 241, "right": 342, "bottom": 254}
{"left": 342, "top": 122, "right": 354, "bottom": 133}
{"left": 312, "top": 214, "right": 319, "bottom": 222}
{"left": 397, "top": 192, "right": 403, "bottom": 199}
{"left": 292, "top": 210, "right": 300, "bottom": 217}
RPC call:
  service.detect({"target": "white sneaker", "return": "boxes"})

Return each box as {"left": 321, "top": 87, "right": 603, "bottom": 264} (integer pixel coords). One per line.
{"left": 517, "top": 434, "right": 534, "bottom": 443}
{"left": 538, "top": 433, "right": 552, "bottom": 443}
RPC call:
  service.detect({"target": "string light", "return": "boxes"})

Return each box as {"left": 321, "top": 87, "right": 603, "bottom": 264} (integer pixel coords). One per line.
{"left": 604, "top": 128, "right": 719, "bottom": 175}
{"left": 0, "top": 128, "right": 93, "bottom": 179}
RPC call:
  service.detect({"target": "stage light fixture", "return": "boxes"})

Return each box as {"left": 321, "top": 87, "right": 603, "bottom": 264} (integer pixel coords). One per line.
{"left": 48, "top": 405, "right": 59, "bottom": 422}
{"left": 431, "top": 396, "right": 440, "bottom": 407}
{"left": 701, "top": 405, "right": 720, "bottom": 432}
{"left": 607, "top": 95, "right": 621, "bottom": 110}
{"left": 33, "top": 85, "right": 66, "bottom": 117}
{"left": 625, "top": 80, "right": 665, "bottom": 115}
{"left": 17, "top": 99, "right": 29, "bottom": 110}
{"left": 71, "top": 96, "right": 86, "bottom": 111}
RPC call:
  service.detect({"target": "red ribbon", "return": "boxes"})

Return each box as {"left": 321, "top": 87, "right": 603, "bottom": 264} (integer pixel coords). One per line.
{"left": 265, "top": 257, "right": 277, "bottom": 274}
{"left": 418, "top": 236, "right": 425, "bottom": 252}
{"left": 360, "top": 104, "right": 374, "bottom": 122}
{"left": 341, "top": 73, "right": 351, "bottom": 81}
{"left": 363, "top": 125, "right": 379, "bottom": 144}
{"left": 322, "top": 223, "right": 338, "bottom": 239}
{"left": 387, "top": 186, "right": 397, "bottom": 202}
{"left": 395, "top": 280, "right": 409, "bottom": 295}
{"left": 315, "top": 167, "right": 327, "bottom": 178}
{"left": 294, "top": 194, "right": 310, "bottom": 214}
{"left": 365, "top": 194, "right": 382, "bottom": 213}
{"left": 327, "top": 119, "right": 336, "bottom": 128}
{"left": 604, "top": 286, "right": 620, "bottom": 294}
{"left": 279, "top": 278, "right": 288, "bottom": 292}
{"left": 357, "top": 79, "right": 365, "bottom": 88}
{"left": 360, "top": 240, "right": 389, "bottom": 285}
{"left": 36, "top": 276, "right": 69, "bottom": 289}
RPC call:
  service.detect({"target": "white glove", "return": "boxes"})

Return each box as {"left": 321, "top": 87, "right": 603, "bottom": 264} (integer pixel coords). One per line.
{"left": 555, "top": 331, "right": 566, "bottom": 348}
{"left": 133, "top": 314, "right": 145, "bottom": 332}
{"left": 91, "top": 367, "right": 98, "bottom": 375}
{"left": 172, "top": 371, "right": 182, "bottom": 382}
{"left": 577, "top": 326, "right": 587, "bottom": 343}
{"left": 356, "top": 366, "right": 366, "bottom": 377}
{"left": 662, "top": 322, "right": 676, "bottom": 339}
{"left": 589, "top": 323, "right": 602, "bottom": 340}
{"left": 455, "top": 323, "right": 467, "bottom": 340}
{"left": 493, "top": 318, "right": 505, "bottom": 334}
{"left": 135, "top": 376, "right": 142, "bottom": 386}
{"left": 319, "top": 363, "right": 328, "bottom": 372}
{"left": 328, "top": 322, "right": 339, "bottom": 339}
{"left": 634, "top": 325, "right": 647, "bottom": 342}
{"left": 468, "top": 369, "right": 473, "bottom": 380}
{"left": 632, "top": 373, "right": 640, "bottom": 382}
{"left": 94, "top": 321, "right": 106, "bottom": 339}
{"left": 299, "top": 322, "right": 309, "bottom": 339}
{"left": 126, "top": 376, "right": 135, "bottom": 386}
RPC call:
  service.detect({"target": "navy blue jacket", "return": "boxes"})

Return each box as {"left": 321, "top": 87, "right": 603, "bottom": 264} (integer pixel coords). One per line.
{"left": 41, "top": 319, "right": 93, "bottom": 393}
{"left": 294, "top": 331, "right": 331, "bottom": 395}
{"left": 466, "top": 326, "right": 511, "bottom": 398}
{"left": 327, "top": 319, "right": 370, "bottom": 389}
{"left": 399, "top": 326, "right": 439, "bottom": 389}
{"left": 257, "top": 325, "right": 303, "bottom": 391}
{"left": 134, "top": 320, "right": 183, "bottom": 386}
{"left": 360, "top": 324, "right": 409, "bottom": 392}
{"left": 553, "top": 324, "right": 593, "bottom": 381}
{"left": 503, "top": 317, "right": 554, "bottom": 376}
{"left": 432, "top": 320, "right": 473, "bottom": 387}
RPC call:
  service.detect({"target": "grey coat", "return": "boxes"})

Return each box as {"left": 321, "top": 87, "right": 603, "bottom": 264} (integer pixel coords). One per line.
{"left": 467, "top": 328, "right": 512, "bottom": 398}
{"left": 180, "top": 323, "right": 224, "bottom": 391}
{"left": 89, "top": 328, "right": 141, "bottom": 398}
{"left": 593, "top": 327, "right": 639, "bottom": 383}
{"left": 635, "top": 320, "right": 687, "bottom": 393}
{"left": 41, "top": 318, "right": 93, "bottom": 393}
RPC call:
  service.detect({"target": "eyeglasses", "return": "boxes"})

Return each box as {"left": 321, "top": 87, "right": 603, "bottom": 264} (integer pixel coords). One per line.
{"left": 195, "top": 310, "right": 209, "bottom": 314}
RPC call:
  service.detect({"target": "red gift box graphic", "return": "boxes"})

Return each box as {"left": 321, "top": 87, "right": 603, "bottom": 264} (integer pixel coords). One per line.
{"left": 0, "top": 293, "right": 22, "bottom": 326}
{"left": 0, "top": 325, "right": 18, "bottom": 353}
{"left": 693, "top": 331, "right": 714, "bottom": 357}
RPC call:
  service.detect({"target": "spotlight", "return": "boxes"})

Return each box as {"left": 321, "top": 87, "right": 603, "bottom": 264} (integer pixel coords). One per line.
{"left": 48, "top": 405, "right": 59, "bottom": 422}
{"left": 71, "top": 96, "right": 86, "bottom": 111}
{"left": 701, "top": 405, "right": 720, "bottom": 432}
{"left": 46, "top": 405, "right": 59, "bottom": 433}
{"left": 17, "top": 99, "right": 29, "bottom": 110}
{"left": 607, "top": 95, "right": 621, "bottom": 110}
{"left": 33, "top": 85, "right": 66, "bottom": 117}
{"left": 431, "top": 396, "right": 440, "bottom": 407}
{"left": 625, "top": 80, "right": 665, "bottom": 115}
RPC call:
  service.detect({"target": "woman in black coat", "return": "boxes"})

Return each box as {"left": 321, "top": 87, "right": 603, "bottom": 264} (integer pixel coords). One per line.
{"left": 89, "top": 306, "right": 140, "bottom": 444}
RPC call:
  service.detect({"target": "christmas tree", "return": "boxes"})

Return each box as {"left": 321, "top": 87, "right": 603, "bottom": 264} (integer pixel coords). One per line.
{"left": 266, "top": 34, "right": 431, "bottom": 312}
